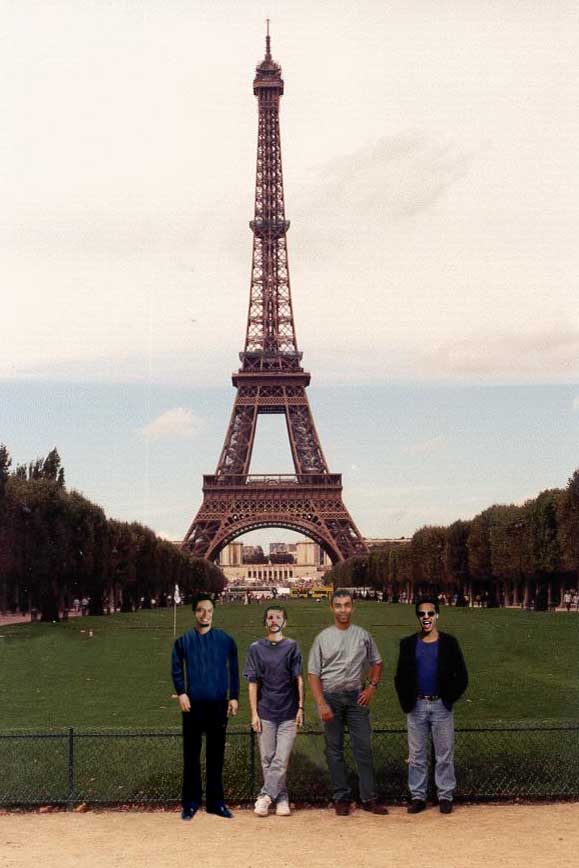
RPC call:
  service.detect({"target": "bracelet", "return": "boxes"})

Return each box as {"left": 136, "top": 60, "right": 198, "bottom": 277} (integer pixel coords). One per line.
{"left": 369, "top": 680, "right": 380, "bottom": 689}
{"left": 298, "top": 705, "right": 305, "bottom": 709}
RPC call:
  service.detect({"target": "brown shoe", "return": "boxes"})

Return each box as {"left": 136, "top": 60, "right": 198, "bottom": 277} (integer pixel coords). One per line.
{"left": 361, "top": 800, "right": 389, "bottom": 815}
{"left": 334, "top": 802, "right": 351, "bottom": 816}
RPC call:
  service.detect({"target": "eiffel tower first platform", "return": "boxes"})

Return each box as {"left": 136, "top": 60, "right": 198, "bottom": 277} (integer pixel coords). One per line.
{"left": 182, "top": 30, "right": 368, "bottom": 564}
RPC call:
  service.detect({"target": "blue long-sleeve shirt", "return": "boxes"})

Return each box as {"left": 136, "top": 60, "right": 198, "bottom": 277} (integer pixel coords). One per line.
{"left": 171, "top": 628, "right": 239, "bottom": 702}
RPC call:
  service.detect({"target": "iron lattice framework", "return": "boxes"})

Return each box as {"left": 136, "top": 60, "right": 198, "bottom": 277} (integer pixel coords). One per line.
{"left": 182, "top": 32, "right": 367, "bottom": 564}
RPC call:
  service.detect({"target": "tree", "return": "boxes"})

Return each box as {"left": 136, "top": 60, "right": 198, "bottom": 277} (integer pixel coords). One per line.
{"left": 42, "top": 448, "right": 65, "bottom": 487}
{"left": 411, "top": 526, "right": 447, "bottom": 593}
{"left": 444, "top": 520, "right": 470, "bottom": 596}
{"left": 558, "top": 469, "right": 579, "bottom": 584}
{"left": 0, "top": 444, "right": 11, "bottom": 497}
{"left": 527, "top": 489, "right": 563, "bottom": 609}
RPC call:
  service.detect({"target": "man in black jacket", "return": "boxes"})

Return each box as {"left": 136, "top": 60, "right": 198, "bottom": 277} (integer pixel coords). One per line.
{"left": 394, "top": 596, "right": 468, "bottom": 815}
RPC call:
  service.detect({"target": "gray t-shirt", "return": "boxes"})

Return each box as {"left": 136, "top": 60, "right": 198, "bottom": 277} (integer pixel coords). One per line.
{"left": 307, "top": 624, "right": 382, "bottom": 693}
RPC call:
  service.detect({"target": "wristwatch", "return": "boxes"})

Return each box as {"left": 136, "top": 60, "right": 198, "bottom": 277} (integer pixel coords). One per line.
{"left": 369, "top": 680, "right": 380, "bottom": 689}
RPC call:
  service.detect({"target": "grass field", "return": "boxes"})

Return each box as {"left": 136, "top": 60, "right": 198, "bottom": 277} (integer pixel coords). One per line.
{"left": 1, "top": 601, "right": 579, "bottom": 731}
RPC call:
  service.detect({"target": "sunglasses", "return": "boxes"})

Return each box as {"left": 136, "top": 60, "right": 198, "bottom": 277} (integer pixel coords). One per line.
{"left": 418, "top": 611, "right": 436, "bottom": 618}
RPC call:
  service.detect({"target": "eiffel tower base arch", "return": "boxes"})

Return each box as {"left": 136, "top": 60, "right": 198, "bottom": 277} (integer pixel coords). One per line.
{"left": 182, "top": 475, "right": 367, "bottom": 565}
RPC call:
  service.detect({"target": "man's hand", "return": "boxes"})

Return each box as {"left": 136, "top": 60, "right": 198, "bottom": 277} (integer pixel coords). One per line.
{"left": 357, "top": 686, "right": 376, "bottom": 707}
{"left": 228, "top": 699, "right": 239, "bottom": 717}
{"left": 318, "top": 702, "right": 334, "bottom": 722}
{"left": 251, "top": 713, "right": 262, "bottom": 733}
{"left": 296, "top": 708, "right": 304, "bottom": 728}
{"left": 178, "top": 694, "right": 191, "bottom": 713}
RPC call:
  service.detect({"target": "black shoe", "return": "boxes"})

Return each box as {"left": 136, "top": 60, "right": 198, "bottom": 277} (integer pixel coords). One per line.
{"left": 439, "top": 799, "right": 453, "bottom": 814}
{"left": 334, "top": 801, "right": 351, "bottom": 816}
{"left": 361, "top": 799, "right": 389, "bottom": 815}
{"left": 206, "top": 803, "right": 234, "bottom": 819}
{"left": 407, "top": 799, "right": 427, "bottom": 814}
{"left": 181, "top": 802, "right": 200, "bottom": 821}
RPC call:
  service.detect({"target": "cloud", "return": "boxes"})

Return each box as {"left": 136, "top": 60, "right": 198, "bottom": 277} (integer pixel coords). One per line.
{"left": 313, "top": 129, "right": 475, "bottom": 221}
{"left": 427, "top": 327, "right": 579, "bottom": 378}
{"left": 137, "top": 408, "right": 205, "bottom": 441}
{"left": 402, "top": 435, "right": 446, "bottom": 456}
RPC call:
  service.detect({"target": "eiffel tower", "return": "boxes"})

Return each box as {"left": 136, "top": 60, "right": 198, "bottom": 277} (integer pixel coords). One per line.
{"left": 182, "top": 29, "right": 367, "bottom": 564}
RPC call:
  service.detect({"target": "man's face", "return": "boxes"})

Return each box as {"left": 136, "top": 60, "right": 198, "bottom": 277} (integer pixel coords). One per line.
{"left": 417, "top": 604, "right": 437, "bottom": 634}
{"left": 265, "top": 609, "right": 286, "bottom": 634}
{"left": 194, "top": 600, "right": 214, "bottom": 630}
{"left": 331, "top": 594, "right": 353, "bottom": 626}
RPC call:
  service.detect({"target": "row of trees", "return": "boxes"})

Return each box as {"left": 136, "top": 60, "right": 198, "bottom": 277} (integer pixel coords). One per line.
{"left": 0, "top": 445, "right": 225, "bottom": 621}
{"left": 326, "top": 470, "right": 579, "bottom": 610}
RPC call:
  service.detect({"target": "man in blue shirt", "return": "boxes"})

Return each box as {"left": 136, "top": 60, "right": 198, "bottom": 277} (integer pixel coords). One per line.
{"left": 243, "top": 605, "right": 304, "bottom": 817}
{"left": 172, "top": 593, "right": 239, "bottom": 820}
{"left": 394, "top": 596, "right": 468, "bottom": 815}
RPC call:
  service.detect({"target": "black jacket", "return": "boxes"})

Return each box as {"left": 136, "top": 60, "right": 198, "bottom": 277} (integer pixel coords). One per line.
{"left": 394, "top": 630, "right": 468, "bottom": 713}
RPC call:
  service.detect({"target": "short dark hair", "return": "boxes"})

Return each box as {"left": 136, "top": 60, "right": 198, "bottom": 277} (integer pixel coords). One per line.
{"left": 415, "top": 596, "right": 439, "bottom": 617}
{"left": 263, "top": 605, "right": 287, "bottom": 625}
{"left": 331, "top": 588, "right": 353, "bottom": 605}
{"left": 191, "top": 593, "right": 215, "bottom": 612}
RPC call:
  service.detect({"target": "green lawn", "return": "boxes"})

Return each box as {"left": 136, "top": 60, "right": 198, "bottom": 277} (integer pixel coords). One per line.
{"left": 1, "top": 601, "right": 578, "bottom": 731}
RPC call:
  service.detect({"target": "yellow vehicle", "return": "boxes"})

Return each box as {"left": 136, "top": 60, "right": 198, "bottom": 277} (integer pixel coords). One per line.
{"left": 311, "top": 586, "right": 333, "bottom": 599}
{"left": 290, "top": 585, "right": 333, "bottom": 600}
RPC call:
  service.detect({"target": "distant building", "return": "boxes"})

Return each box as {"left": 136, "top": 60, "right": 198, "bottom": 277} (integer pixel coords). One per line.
{"left": 365, "top": 537, "right": 411, "bottom": 548}
{"left": 270, "top": 542, "right": 298, "bottom": 557}
{"left": 217, "top": 538, "right": 331, "bottom": 586}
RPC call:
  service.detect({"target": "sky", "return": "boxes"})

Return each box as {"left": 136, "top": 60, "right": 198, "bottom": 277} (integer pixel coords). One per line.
{"left": 2, "top": 1, "right": 579, "bottom": 548}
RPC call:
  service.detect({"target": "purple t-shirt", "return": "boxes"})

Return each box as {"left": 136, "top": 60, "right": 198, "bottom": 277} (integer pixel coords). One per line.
{"left": 416, "top": 638, "right": 439, "bottom": 696}
{"left": 243, "top": 638, "right": 302, "bottom": 723}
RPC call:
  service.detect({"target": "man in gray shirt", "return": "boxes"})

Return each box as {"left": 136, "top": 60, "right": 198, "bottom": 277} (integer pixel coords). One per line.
{"left": 308, "top": 589, "right": 388, "bottom": 816}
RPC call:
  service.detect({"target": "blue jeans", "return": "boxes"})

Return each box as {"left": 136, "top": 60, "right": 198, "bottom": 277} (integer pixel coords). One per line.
{"left": 407, "top": 699, "right": 456, "bottom": 801}
{"left": 258, "top": 718, "right": 297, "bottom": 802}
{"left": 323, "top": 691, "right": 376, "bottom": 803}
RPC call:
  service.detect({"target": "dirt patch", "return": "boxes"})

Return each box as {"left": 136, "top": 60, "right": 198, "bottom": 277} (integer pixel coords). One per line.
{"left": 1, "top": 804, "right": 577, "bottom": 868}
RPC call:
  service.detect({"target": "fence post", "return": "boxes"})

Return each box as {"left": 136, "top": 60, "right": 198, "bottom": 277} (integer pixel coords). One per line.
{"left": 249, "top": 728, "right": 256, "bottom": 800}
{"left": 67, "top": 727, "right": 75, "bottom": 811}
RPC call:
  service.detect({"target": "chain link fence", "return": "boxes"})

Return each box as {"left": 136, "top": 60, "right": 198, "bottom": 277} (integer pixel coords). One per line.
{"left": 1, "top": 724, "right": 578, "bottom": 807}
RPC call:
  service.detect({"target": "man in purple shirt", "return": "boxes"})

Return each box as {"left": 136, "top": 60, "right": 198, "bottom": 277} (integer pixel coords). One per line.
{"left": 243, "top": 605, "right": 304, "bottom": 817}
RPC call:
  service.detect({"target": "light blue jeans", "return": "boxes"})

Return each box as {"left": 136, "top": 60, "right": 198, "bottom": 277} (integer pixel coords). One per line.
{"left": 407, "top": 699, "right": 456, "bottom": 802}
{"left": 258, "top": 718, "right": 297, "bottom": 802}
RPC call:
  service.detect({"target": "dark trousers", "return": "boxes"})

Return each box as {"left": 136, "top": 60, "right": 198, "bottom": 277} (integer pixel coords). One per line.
{"left": 182, "top": 700, "right": 228, "bottom": 808}
{"left": 323, "top": 691, "right": 377, "bottom": 803}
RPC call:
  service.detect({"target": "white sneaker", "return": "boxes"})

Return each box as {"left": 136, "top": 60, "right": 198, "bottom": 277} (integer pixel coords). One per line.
{"left": 275, "top": 798, "right": 291, "bottom": 816}
{"left": 254, "top": 794, "right": 272, "bottom": 817}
